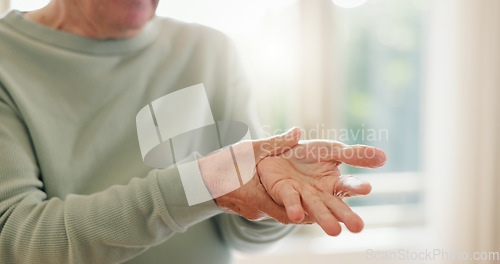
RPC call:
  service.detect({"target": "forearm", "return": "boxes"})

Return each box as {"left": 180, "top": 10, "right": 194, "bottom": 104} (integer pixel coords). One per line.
{"left": 0, "top": 168, "right": 221, "bottom": 264}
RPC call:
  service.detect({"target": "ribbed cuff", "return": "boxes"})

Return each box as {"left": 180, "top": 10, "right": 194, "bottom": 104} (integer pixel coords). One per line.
{"left": 177, "top": 160, "right": 213, "bottom": 206}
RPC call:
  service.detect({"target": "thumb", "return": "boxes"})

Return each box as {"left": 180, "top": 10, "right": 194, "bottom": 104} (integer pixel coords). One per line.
{"left": 253, "top": 127, "right": 301, "bottom": 160}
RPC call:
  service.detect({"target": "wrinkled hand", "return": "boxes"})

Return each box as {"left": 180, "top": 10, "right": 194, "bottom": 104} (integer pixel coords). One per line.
{"left": 257, "top": 140, "right": 386, "bottom": 236}
{"left": 203, "top": 128, "right": 386, "bottom": 233}
{"left": 205, "top": 128, "right": 307, "bottom": 223}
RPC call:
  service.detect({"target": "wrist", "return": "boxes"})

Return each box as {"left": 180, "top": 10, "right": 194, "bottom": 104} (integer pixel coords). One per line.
{"left": 197, "top": 147, "right": 242, "bottom": 199}
{"left": 197, "top": 141, "right": 257, "bottom": 200}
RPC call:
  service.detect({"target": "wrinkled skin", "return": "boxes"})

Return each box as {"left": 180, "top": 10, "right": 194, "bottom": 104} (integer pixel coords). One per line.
{"left": 213, "top": 129, "right": 386, "bottom": 236}
{"left": 26, "top": 0, "right": 160, "bottom": 39}
{"left": 257, "top": 141, "right": 386, "bottom": 236}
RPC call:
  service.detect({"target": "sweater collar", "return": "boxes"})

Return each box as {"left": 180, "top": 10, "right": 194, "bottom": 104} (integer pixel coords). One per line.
{"left": 2, "top": 10, "right": 161, "bottom": 56}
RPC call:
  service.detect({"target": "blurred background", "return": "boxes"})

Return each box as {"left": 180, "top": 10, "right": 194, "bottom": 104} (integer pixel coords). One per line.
{"left": 2, "top": 0, "right": 499, "bottom": 263}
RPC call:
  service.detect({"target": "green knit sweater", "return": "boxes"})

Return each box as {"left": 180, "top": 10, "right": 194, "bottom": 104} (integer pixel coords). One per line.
{"left": 0, "top": 10, "right": 292, "bottom": 264}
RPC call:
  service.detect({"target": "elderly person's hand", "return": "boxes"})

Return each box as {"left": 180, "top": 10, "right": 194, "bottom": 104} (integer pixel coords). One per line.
{"left": 199, "top": 128, "right": 305, "bottom": 223}
{"left": 199, "top": 128, "right": 386, "bottom": 235}
{"left": 256, "top": 141, "right": 385, "bottom": 236}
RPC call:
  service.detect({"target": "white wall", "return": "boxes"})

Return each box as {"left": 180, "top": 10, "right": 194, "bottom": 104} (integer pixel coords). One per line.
{"left": 0, "top": 0, "right": 10, "bottom": 15}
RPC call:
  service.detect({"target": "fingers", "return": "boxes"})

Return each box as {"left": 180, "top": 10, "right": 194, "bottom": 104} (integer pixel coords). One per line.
{"left": 288, "top": 184, "right": 366, "bottom": 235}
{"left": 338, "top": 145, "right": 386, "bottom": 168}
{"left": 261, "top": 199, "right": 293, "bottom": 223}
{"left": 299, "top": 141, "right": 386, "bottom": 168}
{"left": 253, "top": 127, "right": 301, "bottom": 160}
{"left": 302, "top": 191, "right": 364, "bottom": 234}
{"left": 279, "top": 187, "right": 305, "bottom": 223}
{"left": 254, "top": 181, "right": 307, "bottom": 224}
{"left": 260, "top": 193, "right": 314, "bottom": 224}
{"left": 268, "top": 180, "right": 366, "bottom": 232}
{"left": 293, "top": 140, "right": 386, "bottom": 168}
{"left": 324, "top": 196, "right": 364, "bottom": 233}
{"left": 302, "top": 192, "right": 342, "bottom": 236}
{"left": 334, "top": 175, "right": 372, "bottom": 197}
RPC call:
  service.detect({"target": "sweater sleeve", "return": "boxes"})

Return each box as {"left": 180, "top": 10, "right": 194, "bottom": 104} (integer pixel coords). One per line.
{"left": 214, "top": 215, "right": 295, "bottom": 253}
{"left": 0, "top": 95, "right": 222, "bottom": 263}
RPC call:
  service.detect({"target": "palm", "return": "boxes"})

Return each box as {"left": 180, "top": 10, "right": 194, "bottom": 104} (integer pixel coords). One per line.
{"left": 259, "top": 156, "right": 340, "bottom": 196}
{"left": 257, "top": 140, "right": 385, "bottom": 236}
